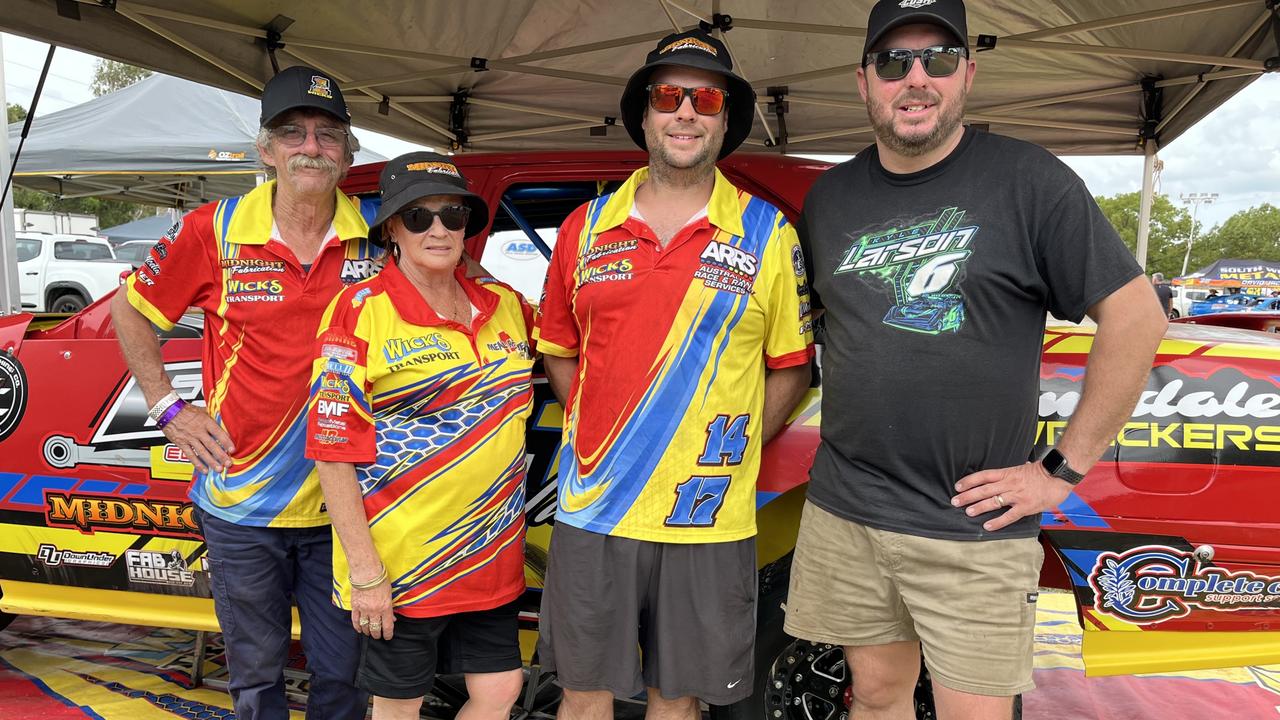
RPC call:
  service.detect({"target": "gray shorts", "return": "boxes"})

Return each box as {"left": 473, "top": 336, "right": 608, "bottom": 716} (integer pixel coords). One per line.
{"left": 536, "top": 522, "right": 757, "bottom": 704}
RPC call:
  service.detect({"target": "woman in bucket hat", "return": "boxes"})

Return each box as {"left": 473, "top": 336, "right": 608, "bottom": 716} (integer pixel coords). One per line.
{"left": 305, "top": 151, "right": 536, "bottom": 720}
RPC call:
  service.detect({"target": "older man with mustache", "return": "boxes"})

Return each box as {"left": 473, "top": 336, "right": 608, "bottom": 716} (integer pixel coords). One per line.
{"left": 111, "top": 65, "right": 380, "bottom": 719}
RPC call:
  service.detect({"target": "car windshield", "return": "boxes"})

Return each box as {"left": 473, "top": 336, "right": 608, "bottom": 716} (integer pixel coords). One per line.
{"left": 53, "top": 241, "right": 114, "bottom": 261}
{"left": 16, "top": 238, "right": 40, "bottom": 262}
{"left": 115, "top": 243, "right": 151, "bottom": 264}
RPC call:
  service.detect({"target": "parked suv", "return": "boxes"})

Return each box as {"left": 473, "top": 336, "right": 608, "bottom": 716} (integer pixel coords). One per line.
{"left": 15, "top": 232, "right": 133, "bottom": 313}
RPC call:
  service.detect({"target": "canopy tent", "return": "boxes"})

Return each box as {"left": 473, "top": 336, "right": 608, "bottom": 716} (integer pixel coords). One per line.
{"left": 6, "top": 73, "right": 386, "bottom": 208}
{"left": 1176, "top": 259, "right": 1280, "bottom": 288}
{"left": 0, "top": 0, "right": 1274, "bottom": 157}
{"left": 100, "top": 212, "right": 182, "bottom": 244}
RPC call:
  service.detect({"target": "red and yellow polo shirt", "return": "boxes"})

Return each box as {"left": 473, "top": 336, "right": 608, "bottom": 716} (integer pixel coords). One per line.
{"left": 534, "top": 166, "right": 814, "bottom": 543}
{"left": 306, "top": 261, "right": 534, "bottom": 617}
{"left": 124, "top": 180, "right": 380, "bottom": 527}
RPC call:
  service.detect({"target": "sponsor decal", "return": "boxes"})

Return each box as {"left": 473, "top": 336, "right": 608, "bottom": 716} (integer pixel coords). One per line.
{"left": 163, "top": 218, "right": 183, "bottom": 243}
{"left": 661, "top": 37, "right": 718, "bottom": 56}
{"left": 0, "top": 353, "right": 29, "bottom": 442}
{"left": 836, "top": 207, "right": 976, "bottom": 335}
{"left": 207, "top": 149, "right": 247, "bottom": 162}
{"left": 799, "top": 320, "right": 814, "bottom": 335}
{"left": 317, "top": 399, "right": 350, "bottom": 418}
{"left": 403, "top": 160, "right": 461, "bottom": 177}
{"left": 162, "top": 444, "right": 190, "bottom": 463}
{"left": 352, "top": 287, "right": 373, "bottom": 307}
{"left": 316, "top": 417, "right": 348, "bottom": 431}
{"left": 325, "top": 358, "right": 355, "bottom": 376}
{"left": 36, "top": 543, "right": 117, "bottom": 568}
{"left": 308, "top": 75, "right": 334, "bottom": 99}
{"left": 314, "top": 428, "right": 349, "bottom": 446}
{"left": 797, "top": 282, "right": 810, "bottom": 297}
{"left": 125, "top": 548, "right": 195, "bottom": 587}
{"left": 1090, "top": 545, "right": 1280, "bottom": 623}
{"left": 582, "top": 239, "right": 637, "bottom": 264}
{"left": 899, "top": 0, "right": 937, "bottom": 8}
{"left": 1038, "top": 367, "right": 1280, "bottom": 465}
{"left": 501, "top": 240, "right": 542, "bottom": 261}
{"left": 136, "top": 272, "right": 155, "bottom": 287}
{"left": 151, "top": 241, "right": 168, "bottom": 260}
{"left": 799, "top": 300, "right": 812, "bottom": 318}
{"left": 792, "top": 244, "right": 806, "bottom": 278}
{"left": 695, "top": 265, "right": 754, "bottom": 295}
{"left": 700, "top": 240, "right": 758, "bottom": 276}
{"left": 382, "top": 333, "right": 453, "bottom": 363}
{"left": 486, "top": 331, "right": 532, "bottom": 359}
{"left": 45, "top": 492, "right": 200, "bottom": 538}
{"left": 220, "top": 258, "right": 286, "bottom": 274}
{"left": 225, "top": 277, "right": 286, "bottom": 303}
{"left": 340, "top": 258, "right": 378, "bottom": 283}
{"left": 90, "top": 361, "right": 203, "bottom": 446}
{"left": 143, "top": 257, "right": 162, "bottom": 276}
{"left": 580, "top": 259, "right": 634, "bottom": 285}
{"left": 321, "top": 341, "right": 357, "bottom": 362}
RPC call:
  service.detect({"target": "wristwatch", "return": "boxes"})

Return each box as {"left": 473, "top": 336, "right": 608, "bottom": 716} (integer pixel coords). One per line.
{"left": 1041, "top": 449, "right": 1085, "bottom": 485}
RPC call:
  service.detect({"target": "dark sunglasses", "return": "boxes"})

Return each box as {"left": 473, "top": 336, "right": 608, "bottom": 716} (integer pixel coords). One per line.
{"left": 864, "top": 45, "right": 967, "bottom": 81}
{"left": 398, "top": 205, "right": 471, "bottom": 233}
{"left": 646, "top": 83, "right": 729, "bottom": 115}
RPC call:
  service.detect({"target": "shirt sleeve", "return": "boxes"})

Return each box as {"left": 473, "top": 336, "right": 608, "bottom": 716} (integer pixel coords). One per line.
{"left": 532, "top": 207, "right": 586, "bottom": 358}
{"left": 762, "top": 214, "right": 816, "bottom": 369}
{"left": 123, "top": 211, "right": 216, "bottom": 330}
{"left": 1034, "top": 170, "right": 1143, "bottom": 323}
{"left": 306, "top": 289, "right": 377, "bottom": 463}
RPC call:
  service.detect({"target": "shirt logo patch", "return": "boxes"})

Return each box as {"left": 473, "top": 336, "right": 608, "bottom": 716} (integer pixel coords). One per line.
{"left": 340, "top": 258, "right": 379, "bottom": 284}
{"left": 225, "top": 278, "right": 285, "bottom": 303}
{"left": 486, "top": 331, "right": 532, "bottom": 359}
{"left": 402, "top": 160, "right": 461, "bottom": 178}
{"left": 582, "top": 239, "right": 638, "bottom": 264}
{"left": 661, "top": 37, "right": 718, "bottom": 57}
{"left": 220, "top": 258, "right": 286, "bottom": 275}
{"left": 792, "top": 244, "right": 806, "bottom": 278}
{"left": 309, "top": 75, "right": 334, "bottom": 99}
{"left": 899, "top": 0, "right": 937, "bottom": 8}
{"left": 695, "top": 240, "right": 758, "bottom": 295}
{"left": 382, "top": 333, "right": 462, "bottom": 371}
{"left": 581, "top": 258, "right": 634, "bottom": 285}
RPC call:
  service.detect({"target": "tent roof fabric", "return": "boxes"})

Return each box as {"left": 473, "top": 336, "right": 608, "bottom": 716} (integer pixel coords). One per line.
{"left": 99, "top": 212, "right": 183, "bottom": 244}
{"left": 7, "top": 73, "right": 385, "bottom": 207}
{"left": 1179, "top": 259, "right": 1280, "bottom": 287}
{"left": 1, "top": 0, "right": 1274, "bottom": 158}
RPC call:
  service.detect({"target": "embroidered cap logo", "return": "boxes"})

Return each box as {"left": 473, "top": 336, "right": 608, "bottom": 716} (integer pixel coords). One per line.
{"left": 308, "top": 75, "right": 333, "bottom": 99}
{"left": 899, "top": 0, "right": 938, "bottom": 8}
{"left": 660, "top": 37, "right": 719, "bottom": 56}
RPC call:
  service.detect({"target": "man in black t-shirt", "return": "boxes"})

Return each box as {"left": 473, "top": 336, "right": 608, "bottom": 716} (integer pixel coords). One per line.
{"left": 1152, "top": 272, "right": 1175, "bottom": 316}
{"left": 782, "top": 1, "right": 1169, "bottom": 718}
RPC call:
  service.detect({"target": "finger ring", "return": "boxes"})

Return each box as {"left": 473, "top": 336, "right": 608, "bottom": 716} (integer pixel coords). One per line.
{"left": 369, "top": 622, "right": 382, "bottom": 629}
{"left": 995, "top": 494, "right": 1006, "bottom": 508}
{"left": 359, "top": 618, "right": 370, "bottom": 626}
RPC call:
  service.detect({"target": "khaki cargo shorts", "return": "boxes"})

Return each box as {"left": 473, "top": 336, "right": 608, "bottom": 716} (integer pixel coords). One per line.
{"left": 783, "top": 500, "right": 1042, "bottom": 696}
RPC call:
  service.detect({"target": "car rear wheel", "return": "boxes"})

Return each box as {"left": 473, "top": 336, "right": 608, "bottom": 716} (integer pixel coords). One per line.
{"left": 1169, "top": 309, "right": 1181, "bottom": 319}
{"left": 49, "top": 292, "right": 87, "bottom": 314}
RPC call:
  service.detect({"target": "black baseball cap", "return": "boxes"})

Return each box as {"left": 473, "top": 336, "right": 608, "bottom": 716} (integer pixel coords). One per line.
{"left": 367, "top": 152, "right": 490, "bottom": 244}
{"left": 259, "top": 65, "right": 351, "bottom": 127}
{"left": 620, "top": 29, "right": 755, "bottom": 159}
{"left": 863, "top": 0, "right": 969, "bottom": 58}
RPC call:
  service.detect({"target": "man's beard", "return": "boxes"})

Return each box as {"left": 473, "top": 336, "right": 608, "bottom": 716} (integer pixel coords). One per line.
{"left": 645, "top": 122, "right": 723, "bottom": 186}
{"left": 285, "top": 153, "right": 341, "bottom": 184}
{"left": 867, "top": 87, "right": 966, "bottom": 158}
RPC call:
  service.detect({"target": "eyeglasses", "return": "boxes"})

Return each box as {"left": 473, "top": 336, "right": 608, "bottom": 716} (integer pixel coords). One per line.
{"left": 646, "top": 84, "right": 729, "bottom": 116}
{"left": 270, "top": 124, "right": 350, "bottom": 149}
{"left": 398, "top": 205, "right": 471, "bottom": 233}
{"left": 863, "top": 46, "right": 967, "bottom": 81}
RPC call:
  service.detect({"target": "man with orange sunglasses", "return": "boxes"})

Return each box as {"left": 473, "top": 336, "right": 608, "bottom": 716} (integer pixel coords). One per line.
{"left": 533, "top": 28, "right": 814, "bottom": 720}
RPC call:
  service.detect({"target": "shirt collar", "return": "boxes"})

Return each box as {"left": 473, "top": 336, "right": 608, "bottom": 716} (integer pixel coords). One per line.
{"left": 380, "top": 259, "right": 500, "bottom": 331}
{"left": 594, "top": 166, "right": 743, "bottom": 237}
{"left": 223, "top": 179, "right": 368, "bottom": 245}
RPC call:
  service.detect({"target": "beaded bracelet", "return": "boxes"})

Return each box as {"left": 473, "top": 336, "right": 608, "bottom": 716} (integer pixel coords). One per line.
{"left": 350, "top": 565, "right": 388, "bottom": 590}
{"left": 155, "top": 399, "right": 187, "bottom": 429}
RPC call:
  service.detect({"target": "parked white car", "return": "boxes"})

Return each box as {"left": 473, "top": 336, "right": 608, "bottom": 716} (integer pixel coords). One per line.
{"left": 1170, "top": 286, "right": 1212, "bottom": 318}
{"left": 15, "top": 233, "right": 133, "bottom": 313}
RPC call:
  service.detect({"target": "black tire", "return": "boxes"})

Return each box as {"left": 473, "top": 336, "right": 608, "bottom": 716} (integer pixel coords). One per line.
{"left": 1169, "top": 309, "right": 1181, "bottom": 319}
{"left": 49, "top": 292, "right": 88, "bottom": 314}
{"left": 0, "top": 611, "right": 14, "bottom": 632}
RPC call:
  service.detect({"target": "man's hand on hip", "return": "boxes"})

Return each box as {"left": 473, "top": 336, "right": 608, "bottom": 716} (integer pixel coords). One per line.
{"left": 951, "top": 462, "right": 1073, "bottom": 532}
{"left": 163, "top": 405, "right": 235, "bottom": 474}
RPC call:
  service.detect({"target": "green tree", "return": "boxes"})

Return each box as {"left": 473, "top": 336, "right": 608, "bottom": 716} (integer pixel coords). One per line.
{"left": 7, "top": 103, "right": 27, "bottom": 124}
{"left": 1187, "top": 204, "right": 1280, "bottom": 272}
{"left": 1094, "top": 191, "right": 1194, "bottom": 279}
{"left": 90, "top": 60, "right": 152, "bottom": 97}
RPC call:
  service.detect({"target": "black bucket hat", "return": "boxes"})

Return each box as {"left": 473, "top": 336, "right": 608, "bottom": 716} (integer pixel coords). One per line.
{"left": 367, "top": 152, "right": 490, "bottom": 245}
{"left": 620, "top": 29, "right": 755, "bottom": 159}
{"left": 863, "top": 0, "right": 969, "bottom": 58}
{"left": 260, "top": 65, "right": 351, "bottom": 126}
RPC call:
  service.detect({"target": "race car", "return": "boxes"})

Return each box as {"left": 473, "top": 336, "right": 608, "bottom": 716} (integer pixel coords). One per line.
{"left": 2, "top": 152, "right": 1279, "bottom": 720}
{"left": 1188, "top": 292, "right": 1262, "bottom": 316}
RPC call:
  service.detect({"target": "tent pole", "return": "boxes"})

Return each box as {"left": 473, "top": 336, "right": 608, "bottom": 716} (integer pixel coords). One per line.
{"left": 0, "top": 36, "right": 19, "bottom": 315}
{"left": 1136, "top": 142, "right": 1158, "bottom": 271}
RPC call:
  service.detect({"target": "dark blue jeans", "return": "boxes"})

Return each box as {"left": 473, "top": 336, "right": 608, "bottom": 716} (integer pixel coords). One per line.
{"left": 196, "top": 507, "right": 368, "bottom": 719}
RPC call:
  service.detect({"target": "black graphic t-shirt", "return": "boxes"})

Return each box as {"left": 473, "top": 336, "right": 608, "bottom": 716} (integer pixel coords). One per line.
{"left": 799, "top": 128, "right": 1141, "bottom": 540}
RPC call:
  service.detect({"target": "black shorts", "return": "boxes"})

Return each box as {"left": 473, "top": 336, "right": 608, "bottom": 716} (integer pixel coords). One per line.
{"left": 536, "top": 523, "right": 757, "bottom": 704}
{"left": 357, "top": 598, "right": 523, "bottom": 699}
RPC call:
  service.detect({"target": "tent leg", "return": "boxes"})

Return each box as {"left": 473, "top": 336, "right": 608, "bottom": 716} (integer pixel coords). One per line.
{"left": 1135, "top": 141, "right": 1158, "bottom": 271}
{"left": 0, "top": 37, "right": 21, "bottom": 315}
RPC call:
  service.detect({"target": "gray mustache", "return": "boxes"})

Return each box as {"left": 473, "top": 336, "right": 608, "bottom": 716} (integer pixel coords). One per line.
{"left": 287, "top": 154, "right": 339, "bottom": 173}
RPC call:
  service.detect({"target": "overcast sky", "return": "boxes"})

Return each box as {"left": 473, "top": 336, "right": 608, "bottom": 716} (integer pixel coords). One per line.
{"left": 4, "top": 32, "right": 1277, "bottom": 230}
